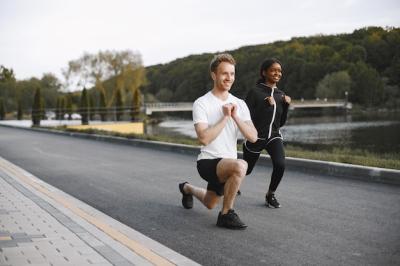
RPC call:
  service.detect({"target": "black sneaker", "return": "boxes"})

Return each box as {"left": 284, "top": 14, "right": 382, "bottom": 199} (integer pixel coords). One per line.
{"left": 216, "top": 209, "right": 247, "bottom": 230}
{"left": 179, "top": 182, "right": 193, "bottom": 209}
{"left": 266, "top": 193, "right": 281, "bottom": 208}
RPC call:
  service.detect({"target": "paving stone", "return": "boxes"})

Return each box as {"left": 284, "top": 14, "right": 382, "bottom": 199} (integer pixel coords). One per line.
{"left": 0, "top": 162, "right": 197, "bottom": 266}
{"left": 26, "top": 256, "right": 48, "bottom": 264}
{"left": 0, "top": 176, "right": 114, "bottom": 266}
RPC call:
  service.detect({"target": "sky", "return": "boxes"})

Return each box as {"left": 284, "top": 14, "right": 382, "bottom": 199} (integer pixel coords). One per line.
{"left": 1, "top": 0, "right": 399, "bottom": 82}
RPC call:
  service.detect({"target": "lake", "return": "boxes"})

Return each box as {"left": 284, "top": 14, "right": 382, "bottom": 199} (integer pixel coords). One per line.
{"left": 146, "top": 113, "right": 400, "bottom": 154}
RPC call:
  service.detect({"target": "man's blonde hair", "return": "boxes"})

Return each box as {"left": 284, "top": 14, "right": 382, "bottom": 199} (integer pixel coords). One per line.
{"left": 210, "top": 53, "right": 236, "bottom": 73}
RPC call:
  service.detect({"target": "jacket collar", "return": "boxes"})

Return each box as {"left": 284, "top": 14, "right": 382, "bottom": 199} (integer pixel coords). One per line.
{"left": 256, "top": 82, "right": 277, "bottom": 92}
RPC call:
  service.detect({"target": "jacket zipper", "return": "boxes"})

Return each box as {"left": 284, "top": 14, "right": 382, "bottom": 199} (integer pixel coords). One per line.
{"left": 268, "top": 88, "right": 276, "bottom": 139}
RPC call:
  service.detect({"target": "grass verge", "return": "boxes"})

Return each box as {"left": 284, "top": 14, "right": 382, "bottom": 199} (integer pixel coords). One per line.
{"left": 285, "top": 145, "right": 400, "bottom": 170}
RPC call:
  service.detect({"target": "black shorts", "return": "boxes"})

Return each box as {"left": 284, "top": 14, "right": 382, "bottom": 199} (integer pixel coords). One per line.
{"left": 197, "top": 158, "right": 224, "bottom": 196}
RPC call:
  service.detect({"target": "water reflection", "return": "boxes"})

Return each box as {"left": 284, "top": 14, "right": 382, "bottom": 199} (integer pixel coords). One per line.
{"left": 146, "top": 114, "right": 400, "bottom": 154}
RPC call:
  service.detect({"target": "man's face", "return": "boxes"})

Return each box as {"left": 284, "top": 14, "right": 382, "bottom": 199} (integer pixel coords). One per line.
{"left": 264, "top": 62, "right": 282, "bottom": 84}
{"left": 211, "top": 62, "right": 235, "bottom": 91}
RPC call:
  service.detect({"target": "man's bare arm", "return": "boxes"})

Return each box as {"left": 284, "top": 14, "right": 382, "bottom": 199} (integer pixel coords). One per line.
{"left": 195, "top": 104, "right": 233, "bottom": 145}
{"left": 231, "top": 104, "right": 258, "bottom": 143}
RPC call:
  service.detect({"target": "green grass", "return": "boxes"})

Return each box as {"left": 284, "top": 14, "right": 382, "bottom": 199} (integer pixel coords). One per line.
{"left": 58, "top": 126, "right": 200, "bottom": 146}
{"left": 284, "top": 145, "right": 400, "bottom": 170}
{"left": 55, "top": 126, "right": 400, "bottom": 170}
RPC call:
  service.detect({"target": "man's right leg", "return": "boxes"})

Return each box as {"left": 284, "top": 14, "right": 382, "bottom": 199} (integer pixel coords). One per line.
{"left": 183, "top": 158, "right": 248, "bottom": 213}
{"left": 179, "top": 158, "right": 223, "bottom": 210}
{"left": 182, "top": 184, "right": 221, "bottom": 209}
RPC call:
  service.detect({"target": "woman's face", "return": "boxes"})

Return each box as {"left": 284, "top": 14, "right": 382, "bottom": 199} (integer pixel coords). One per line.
{"left": 264, "top": 62, "right": 282, "bottom": 85}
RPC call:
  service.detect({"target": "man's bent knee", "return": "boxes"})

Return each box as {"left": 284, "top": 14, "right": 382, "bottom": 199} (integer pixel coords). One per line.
{"left": 205, "top": 201, "right": 218, "bottom": 210}
{"left": 233, "top": 159, "right": 248, "bottom": 177}
{"left": 216, "top": 158, "right": 247, "bottom": 183}
{"left": 204, "top": 191, "right": 220, "bottom": 209}
{"left": 239, "top": 159, "right": 248, "bottom": 172}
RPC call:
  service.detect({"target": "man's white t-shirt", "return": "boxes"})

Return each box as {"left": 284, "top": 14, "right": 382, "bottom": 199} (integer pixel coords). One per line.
{"left": 193, "top": 91, "right": 252, "bottom": 160}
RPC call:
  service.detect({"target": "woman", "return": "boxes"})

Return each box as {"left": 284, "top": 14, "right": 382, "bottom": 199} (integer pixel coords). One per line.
{"left": 243, "top": 58, "right": 291, "bottom": 208}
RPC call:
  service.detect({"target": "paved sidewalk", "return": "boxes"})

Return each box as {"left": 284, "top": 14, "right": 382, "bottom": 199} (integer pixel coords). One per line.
{"left": 0, "top": 156, "right": 199, "bottom": 266}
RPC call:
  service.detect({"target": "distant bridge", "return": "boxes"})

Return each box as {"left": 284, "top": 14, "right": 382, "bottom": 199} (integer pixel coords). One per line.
{"left": 144, "top": 100, "right": 351, "bottom": 115}
{"left": 289, "top": 100, "right": 352, "bottom": 110}
{"left": 144, "top": 102, "right": 193, "bottom": 115}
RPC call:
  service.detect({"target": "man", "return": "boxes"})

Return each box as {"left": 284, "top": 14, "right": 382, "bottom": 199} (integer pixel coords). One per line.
{"left": 179, "top": 53, "right": 257, "bottom": 230}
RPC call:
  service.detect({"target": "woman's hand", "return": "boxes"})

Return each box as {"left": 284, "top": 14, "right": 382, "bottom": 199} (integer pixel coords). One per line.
{"left": 265, "top": 96, "right": 275, "bottom": 105}
{"left": 283, "top": 95, "right": 291, "bottom": 104}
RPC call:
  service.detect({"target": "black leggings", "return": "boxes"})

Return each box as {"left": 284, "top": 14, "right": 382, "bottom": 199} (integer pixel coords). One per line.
{"left": 243, "top": 137, "right": 285, "bottom": 192}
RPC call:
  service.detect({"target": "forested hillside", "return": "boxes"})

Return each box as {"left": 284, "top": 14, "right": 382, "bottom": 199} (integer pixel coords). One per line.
{"left": 1, "top": 26, "right": 399, "bottom": 116}
{"left": 143, "top": 26, "right": 400, "bottom": 108}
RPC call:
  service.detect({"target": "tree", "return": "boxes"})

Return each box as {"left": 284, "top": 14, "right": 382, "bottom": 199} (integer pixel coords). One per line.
{"left": 315, "top": 71, "right": 351, "bottom": 99}
{"left": 0, "top": 66, "right": 15, "bottom": 82}
{"left": 63, "top": 53, "right": 93, "bottom": 91}
{"left": 61, "top": 50, "right": 146, "bottom": 124}
{"left": 32, "top": 87, "right": 42, "bottom": 126}
{"left": 40, "top": 97, "right": 46, "bottom": 120}
{"left": 0, "top": 66, "right": 16, "bottom": 112}
{"left": 341, "top": 45, "right": 367, "bottom": 63}
{"left": 348, "top": 62, "right": 384, "bottom": 106}
{"left": 65, "top": 95, "right": 73, "bottom": 120}
{"left": 0, "top": 98, "right": 5, "bottom": 120}
{"left": 17, "top": 98, "right": 23, "bottom": 120}
{"left": 99, "top": 90, "right": 107, "bottom": 121}
{"left": 89, "top": 94, "right": 95, "bottom": 120}
{"left": 13, "top": 78, "right": 39, "bottom": 115}
{"left": 60, "top": 97, "right": 66, "bottom": 120}
{"left": 55, "top": 97, "right": 61, "bottom": 120}
{"left": 103, "top": 50, "right": 145, "bottom": 107}
{"left": 115, "top": 88, "right": 123, "bottom": 121}
{"left": 156, "top": 88, "right": 173, "bottom": 102}
{"left": 382, "top": 82, "right": 400, "bottom": 109}
{"left": 131, "top": 88, "right": 141, "bottom": 121}
{"left": 384, "top": 54, "right": 400, "bottom": 85}
{"left": 362, "top": 28, "right": 392, "bottom": 72}
{"left": 91, "top": 51, "right": 109, "bottom": 102}
{"left": 125, "top": 61, "right": 147, "bottom": 101}
{"left": 140, "top": 26, "right": 398, "bottom": 108}
{"left": 80, "top": 88, "right": 89, "bottom": 125}
{"left": 40, "top": 73, "right": 62, "bottom": 109}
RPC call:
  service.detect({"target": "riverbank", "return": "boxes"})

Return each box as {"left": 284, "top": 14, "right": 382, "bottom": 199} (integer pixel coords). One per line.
{"left": 1, "top": 123, "right": 398, "bottom": 186}
{"left": 59, "top": 126, "right": 400, "bottom": 170}
{"left": 1, "top": 119, "right": 398, "bottom": 170}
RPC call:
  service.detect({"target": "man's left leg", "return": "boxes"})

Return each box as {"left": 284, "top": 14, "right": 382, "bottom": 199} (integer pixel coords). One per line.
{"left": 180, "top": 183, "right": 221, "bottom": 209}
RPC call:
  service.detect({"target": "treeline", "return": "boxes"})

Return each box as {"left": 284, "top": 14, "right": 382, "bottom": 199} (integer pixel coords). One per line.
{"left": 0, "top": 50, "right": 145, "bottom": 121}
{"left": 0, "top": 69, "right": 62, "bottom": 119}
{"left": 1, "top": 26, "right": 399, "bottom": 121}
{"left": 142, "top": 26, "right": 400, "bottom": 109}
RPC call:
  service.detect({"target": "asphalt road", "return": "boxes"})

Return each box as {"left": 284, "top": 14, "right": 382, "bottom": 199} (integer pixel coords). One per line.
{"left": 0, "top": 126, "right": 399, "bottom": 266}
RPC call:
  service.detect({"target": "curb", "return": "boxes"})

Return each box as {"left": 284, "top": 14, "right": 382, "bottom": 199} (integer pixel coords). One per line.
{"left": 0, "top": 155, "right": 200, "bottom": 266}
{"left": 1, "top": 124, "right": 399, "bottom": 185}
